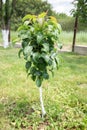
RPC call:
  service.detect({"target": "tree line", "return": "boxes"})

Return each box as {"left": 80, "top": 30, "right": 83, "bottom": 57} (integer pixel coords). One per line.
{"left": 0, "top": 0, "right": 87, "bottom": 50}
{"left": 0, "top": 0, "right": 87, "bottom": 31}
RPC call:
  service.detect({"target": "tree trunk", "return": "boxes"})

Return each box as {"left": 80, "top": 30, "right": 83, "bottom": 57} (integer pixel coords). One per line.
{"left": 39, "top": 86, "right": 46, "bottom": 118}
{"left": 2, "top": 22, "right": 10, "bottom": 48}
{"left": 2, "top": 28, "right": 9, "bottom": 48}
{"left": 1, "top": 0, "right": 16, "bottom": 48}
{"left": 1, "top": 0, "right": 10, "bottom": 48}
{"left": 72, "top": 16, "right": 78, "bottom": 52}
{"left": 8, "top": 21, "right": 11, "bottom": 43}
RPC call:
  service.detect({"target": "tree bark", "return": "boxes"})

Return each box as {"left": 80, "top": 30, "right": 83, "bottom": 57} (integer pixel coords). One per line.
{"left": 72, "top": 16, "right": 78, "bottom": 52}
{"left": 1, "top": 19, "right": 10, "bottom": 48}
{"left": 39, "top": 86, "right": 46, "bottom": 118}
{"left": 2, "top": 29, "right": 9, "bottom": 48}
{"left": 8, "top": 20, "right": 10, "bottom": 43}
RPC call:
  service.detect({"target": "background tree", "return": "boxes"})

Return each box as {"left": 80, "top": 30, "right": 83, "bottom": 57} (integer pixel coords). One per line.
{"left": 1, "top": 0, "right": 86, "bottom": 33}
{"left": 0, "top": 0, "right": 16, "bottom": 48}
{"left": 72, "top": 0, "right": 87, "bottom": 52}
{"left": 11, "top": 0, "right": 53, "bottom": 30}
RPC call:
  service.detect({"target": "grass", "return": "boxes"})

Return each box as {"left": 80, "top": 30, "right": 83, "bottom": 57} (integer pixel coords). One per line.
{"left": 0, "top": 47, "right": 87, "bottom": 129}
{"left": 0, "top": 31, "right": 87, "bottom": 46}
{"left": 60, "top": 31, "right": 87, "bottom": 46}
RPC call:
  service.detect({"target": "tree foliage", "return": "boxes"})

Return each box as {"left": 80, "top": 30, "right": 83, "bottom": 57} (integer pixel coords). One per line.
{"left": 0, "top": 0, "right": 16, "bottom": 29}
{"left": 18, "top": 12, "right": 62, "bottom": 87}
{"left": 15, "top": 0, "right": 53, "bottom": 16}
{"left": 72, "top": 0, "right": 87, "bottom": 22}
{"left": 11, "top": 0, "right": 54, "bottom": 30}
{"left": 1, "top": 0, "right": 86, "bottom": 31}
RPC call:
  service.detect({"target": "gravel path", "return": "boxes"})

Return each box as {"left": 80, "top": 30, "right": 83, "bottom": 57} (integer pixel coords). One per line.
{"left": 0, "top": 43, "right": 72, "bottom": 52}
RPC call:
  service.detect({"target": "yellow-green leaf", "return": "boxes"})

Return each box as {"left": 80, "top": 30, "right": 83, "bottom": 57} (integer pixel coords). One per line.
{"left": 38, "top": 12, "right": 47, "bottom": 18}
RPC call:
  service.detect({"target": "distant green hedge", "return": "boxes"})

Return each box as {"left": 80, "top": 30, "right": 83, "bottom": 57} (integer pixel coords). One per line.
{"left": 58, "top": 17, "right": 87, "bottom": 32}
{"left": 0, "top": 15, "right": 86, "bottom": 32}
{"left": 10, "top": 16, "right": 87, "bottom": 32}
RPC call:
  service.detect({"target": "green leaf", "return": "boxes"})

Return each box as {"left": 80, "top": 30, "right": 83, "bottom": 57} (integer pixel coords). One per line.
{"left": 30, "top": 67, "right": 36, "bottom": 75}
{"left": 49, "top": 16, "right": 57, "bottom": 23}
{"left": 22, "top": 40, "right": 28, "bottom": 48}
{"left": 37, "top": 59, "right": 47, "bottom": 70}
{"left": 32, "top": 52, "right": 40, "bottom": 63}
{"left": 50, "top": 52, "right": 57, "bottom": 59}
{"left": 37, "top": 34, "right": 43, "bottom": 44}
{"left": 44, "top": 55, "right": 50, "bottom": 63}
{"left": 43, "top": 72, "right": 49, "bottom": 79}
{"left": 55, "top": 57, "right": 60, "bottom": 69}
{"left": 18, "top": 49, "right": 23, "bottom": 58}
{"left": 17, "top": 25, "right": 28, "bottom": 31}
{"left": 24, "top": 55, "right": 28, "bottom": 60}
{"left": 24, "top": 21, "right": 30, "bottom": 25}
{"left": 17, "top": 26, "right": 24, "bottom": 31}
{"left": 34, "top": 70, "right": 41, "bottom": 76}
{"left": 38, "top": 12, "right": 47, "bottom": 18}
{"left": 48, "top": 59, "right": 52, "bottom": 66}
{"left": 31, "top": 75, "right": 36, "bottom": 81}
{"left": 22, "top": 14, "right": 32, "bottom": 22}
{"left": 42, "top": 43, "right": 49, "bottom": 52}
{"left": 38, "top": 64, "right": 46, "bottom": 70}
{"left": 23, "top": 14, "right": 37, "bottom": 23}
{"left": 19, "top": 31, "right": 29, "bottom": 39}
{"left": 24, "top": 46, "right": 32, "bottom": 56}
{"left": 41, "top": 54, "right": 50, "bottom": 63}
{"left": 36, "top": 77, "right": 42, "bottom": 87}
{"left": 52, "top": 60, "right": 57, "bottom": 68}
{"left": 48, "top": 25, "right": 53, "bottom": 31}
{"left": 25, "top": 61, "right": 31, "bottom": 70}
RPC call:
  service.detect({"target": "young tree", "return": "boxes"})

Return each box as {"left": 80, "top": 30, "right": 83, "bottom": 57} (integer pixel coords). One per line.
{"left": 18, "top": 12, "right": 62, "bottom": 117}
{"left": 72, "top": 0, "right": 87, "bottom": 52}
{"left": 0, "top": 0, "right": 16, "bottom": 48}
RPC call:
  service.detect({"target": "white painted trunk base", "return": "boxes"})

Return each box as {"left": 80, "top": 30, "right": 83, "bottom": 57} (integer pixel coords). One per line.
{"left": 39, "top": 86, "right": 46, "bottom": 118}
{"left": 2, "top": 30, "right": 9, "bottom": 48}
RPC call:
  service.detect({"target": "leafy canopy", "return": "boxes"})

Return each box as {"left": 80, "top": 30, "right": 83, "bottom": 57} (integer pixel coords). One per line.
{"left": 18, "top": 12, "right": 62, "bottom": 87}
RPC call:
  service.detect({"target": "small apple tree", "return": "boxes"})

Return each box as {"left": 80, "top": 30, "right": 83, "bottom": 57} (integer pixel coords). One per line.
{"left": 18, "top": 12, "right": 62, "bottom": 117}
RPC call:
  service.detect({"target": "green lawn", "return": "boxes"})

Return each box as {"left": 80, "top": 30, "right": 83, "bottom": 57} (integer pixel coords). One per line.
{"left": 0, "top": 31, "right": 87, "bottom": 46}
{"left": 60, "top": 31, "right": 87, "bottom": 46}
{"left": 0, "top": 47, "right": 87, "bottom": 130}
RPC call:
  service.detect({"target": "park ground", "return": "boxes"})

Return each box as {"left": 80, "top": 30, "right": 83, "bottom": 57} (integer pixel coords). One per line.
{"left": 0, "top": 47, "right": 87, "bottom": 130}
